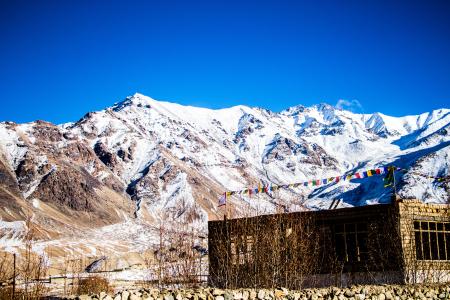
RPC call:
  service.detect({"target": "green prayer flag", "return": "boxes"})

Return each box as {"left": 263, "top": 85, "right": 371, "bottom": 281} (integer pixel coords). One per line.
{"left": 384, "top": 166, "right": 395, "bottom": 187}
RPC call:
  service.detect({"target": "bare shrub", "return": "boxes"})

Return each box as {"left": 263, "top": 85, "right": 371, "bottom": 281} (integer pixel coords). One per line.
{"left": 209, "top": 210, "right": 321, "bottom": 289}
{"left": 142, "top": 211, "right": 207, "bottom": 289}
{"left": 0, "top": 252, "right": 14, "bottom": 285}
{"left": 0, "top": 287, "right": 14, "bottom": 300}
{"left": 0, "top": 218, "right": 49, "bottom": 300}
{"left": 18, "top": 219, "right": 48, "bottom": 300}
{"left": 77, "top": 276, "right": 110, "bottom": 295}
{"left": 0, "top": 261, "right": 14, "bottom": 300}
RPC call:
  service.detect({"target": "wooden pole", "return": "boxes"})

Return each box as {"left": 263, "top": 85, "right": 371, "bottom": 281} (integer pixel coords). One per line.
{"left": 392, "top": 167, "right": 399, "bottom": 202}
{"left": 158, "top": 223, "right": 162, "bottom": 288}
{"left": 224, "top": 200, "right": 227, "bottom": 221}
{"left": 224, "top": 211, "right": 228, "bottom": 289}
{"left": 12, "top": 253, "right": 16, "bottom": 300}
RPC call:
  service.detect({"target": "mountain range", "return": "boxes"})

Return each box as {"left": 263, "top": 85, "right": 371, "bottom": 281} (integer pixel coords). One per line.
{"left": 0, "top": 93, "right": 449, "bottom": 257}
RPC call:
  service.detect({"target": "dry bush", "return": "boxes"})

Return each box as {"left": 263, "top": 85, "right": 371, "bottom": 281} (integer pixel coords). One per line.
{"left": 1, "top": 217, "right": 49, "bottom": 299}
{"left": 143, "top": 214, "right": 207, "bottom": 289}
{"left": 0, "top": 229, "right": 49, "bottom": 300}
{"left": 0, "top": 252, "right": 14, "bottom": 285}
{"left": 0, "top": 287, "right": 14, "bottom": 300}
{"left": 0, "top": 253, "right": 16, "bottom": 300}
{"left": 77, "top": 276, "right": 110, "bottom": 295}
{"left": 209, "top": 211, "right": 322, "bottom": 289}
{"left": 18, "top": 219, "right": 49, "bottom": 300}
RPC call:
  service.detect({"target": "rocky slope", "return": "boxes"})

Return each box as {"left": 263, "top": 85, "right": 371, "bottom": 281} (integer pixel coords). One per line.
{"left": 0, "top": 93, "right": 449, "bottom": 256}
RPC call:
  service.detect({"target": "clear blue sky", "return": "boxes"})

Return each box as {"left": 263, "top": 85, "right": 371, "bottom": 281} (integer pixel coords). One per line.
{"left": 1, "top": 0, "right": 449, "bottom": 124}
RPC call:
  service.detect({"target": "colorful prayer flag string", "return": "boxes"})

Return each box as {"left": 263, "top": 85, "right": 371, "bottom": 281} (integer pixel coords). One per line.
{"left": 217, "top": 166, "right": 447, "bottom": 207}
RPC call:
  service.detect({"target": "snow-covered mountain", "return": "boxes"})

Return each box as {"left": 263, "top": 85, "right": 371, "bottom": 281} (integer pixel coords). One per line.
{"left": 0, "top": 93, "right": 449, "bottom": 255}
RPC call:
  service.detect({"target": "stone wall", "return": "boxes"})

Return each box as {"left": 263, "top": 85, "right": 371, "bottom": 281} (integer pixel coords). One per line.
{"left": 69, "top": 285, "right": 450, "bottom": 300}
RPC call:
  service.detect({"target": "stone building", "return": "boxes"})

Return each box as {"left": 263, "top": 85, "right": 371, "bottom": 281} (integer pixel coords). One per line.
{"left": 208, "top": 199, "right": 450, "bottom": 288}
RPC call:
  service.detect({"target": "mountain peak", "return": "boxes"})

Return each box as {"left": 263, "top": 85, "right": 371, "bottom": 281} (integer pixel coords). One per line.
{"left": 313, "top": 103, "right": 335, "bottom": 111}
{"left": 281, "top": 104, "right": 306, "bottom": 116}
{"left": 111, "top": 93, "right": 155, "bottom": 111}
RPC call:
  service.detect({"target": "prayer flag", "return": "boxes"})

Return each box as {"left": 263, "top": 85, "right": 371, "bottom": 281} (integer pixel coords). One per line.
{"left": 218, "top": 193, "right": 226, "bottom": 207}
{"left": 384, "top": 166, "right": 395, "bottom": 187}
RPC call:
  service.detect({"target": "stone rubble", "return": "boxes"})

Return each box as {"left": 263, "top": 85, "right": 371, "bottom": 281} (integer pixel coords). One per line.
{"left": 63, "top": 285, "right": 450, "bottom": 300}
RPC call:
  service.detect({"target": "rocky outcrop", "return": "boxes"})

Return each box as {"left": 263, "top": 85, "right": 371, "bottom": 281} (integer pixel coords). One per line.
{"left": 31, "top": 165, "right": 100, "bottom": 211}
{"left": 94, "top": 141, "right": 120, "bottom": 169}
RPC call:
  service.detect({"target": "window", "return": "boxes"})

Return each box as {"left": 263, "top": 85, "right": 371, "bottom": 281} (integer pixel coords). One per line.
{"left": 230, "top": 235, "right": 254, "bottom": 265}
{"left": 414, "top": 221, "right": 450, "bottom": 261}
{"left": 334, "top": 223, "right": 368, "bottom": 263}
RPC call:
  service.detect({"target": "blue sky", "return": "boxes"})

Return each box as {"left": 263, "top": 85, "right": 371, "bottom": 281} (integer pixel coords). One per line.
{"left": 1, "top": 0, "right": 450, "bottom": 124}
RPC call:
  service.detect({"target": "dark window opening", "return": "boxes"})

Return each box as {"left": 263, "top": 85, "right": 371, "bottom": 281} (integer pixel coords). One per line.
{"left": 415, "top": 232, "right": 423, "bottom": 260}
{"left": 335, "top": 233, "right": 346, "bottom": 261}
{"left": 414, "top": 221, "right": 450, "bottom": 261}
{"left": 334, "top": 222, "right": 368, "bottom": 263}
